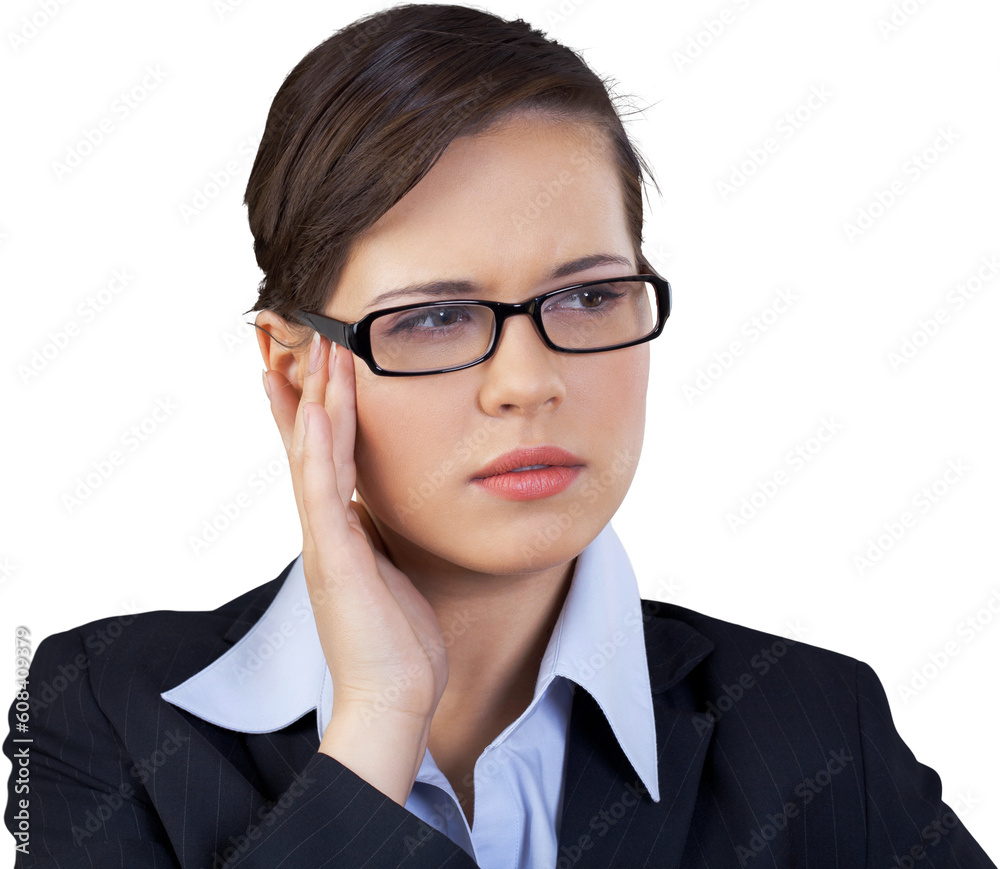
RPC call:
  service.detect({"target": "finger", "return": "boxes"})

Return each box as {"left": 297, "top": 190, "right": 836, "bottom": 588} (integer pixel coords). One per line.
{"left": 289, "top": 332, "right": 332, "bottom": 547}
{"left": 300, "top": 402, "right": 348, "bottom": 549}
{"left": 262, "top": 327, "right": 326, "bottom": 455}
{"left": 263, "top": 368, "right": 298, "bottom": 455}
{"left": 263, "top": 366, "right": 314, "bottom": 556}
{"left": 325, "top": 343, "right": 359, "bottom": 509}
{"left": 296, "top": 332, "right": 331, "bottom": 456}
{"left": 265, "top": 331, "right": 327, "bottom": 555}
{"left": 349, "top": 500, "right": 385, "bottom": 556}
{"left": 301, "top": 401, "right": 380, "bottom": 588}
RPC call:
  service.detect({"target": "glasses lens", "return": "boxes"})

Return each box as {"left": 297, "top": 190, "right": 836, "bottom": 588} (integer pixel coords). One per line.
{"left": 541, "top": 279, "right": 658, "bottom": 350}
{"left": 370, "top": 303, "right": 496, "bottom": 373}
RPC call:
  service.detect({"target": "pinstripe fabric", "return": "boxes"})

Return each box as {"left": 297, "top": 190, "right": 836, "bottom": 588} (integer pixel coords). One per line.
{"left": 4, "top": 563, "right": 996, "bottom": 868}
{"left": 159, "top": 523, "right": 660, "bottom": 869}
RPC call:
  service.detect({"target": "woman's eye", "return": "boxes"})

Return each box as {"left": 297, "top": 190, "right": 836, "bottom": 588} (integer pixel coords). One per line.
{"left": 390, "top": 306, "right": 469, "bottom": 333}
{"left": 545, "top": 286, "right": 623, "bottom": 313}
{"left": 577, "top": 290, "right": 604, "bottom": 308}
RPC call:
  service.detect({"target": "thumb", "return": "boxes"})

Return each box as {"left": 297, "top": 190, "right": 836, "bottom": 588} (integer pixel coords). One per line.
{"left": 348, "top": 499, "right": 387, "bottom": 557}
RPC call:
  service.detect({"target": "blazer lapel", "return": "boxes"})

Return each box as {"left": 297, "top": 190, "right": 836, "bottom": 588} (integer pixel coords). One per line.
{"left": 180, "top": 566, "right": 717, "bottom": 867}
{"left": 556, "top": 610, "right": 715, "bottom": 869}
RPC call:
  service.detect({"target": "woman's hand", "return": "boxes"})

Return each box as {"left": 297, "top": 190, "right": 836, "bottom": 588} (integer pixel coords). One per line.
{"left": 262, "top": 332, "right": 448, "bottom": 803}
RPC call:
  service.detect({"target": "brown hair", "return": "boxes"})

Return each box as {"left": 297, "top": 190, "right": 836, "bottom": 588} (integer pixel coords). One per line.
{"left": 242, "top": 2, "right": 660, "bottom": 351}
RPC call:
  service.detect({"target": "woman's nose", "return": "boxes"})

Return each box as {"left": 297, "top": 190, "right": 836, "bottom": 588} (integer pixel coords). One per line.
{"left": 476, "top": 313, "right": 566, "bottom": 416}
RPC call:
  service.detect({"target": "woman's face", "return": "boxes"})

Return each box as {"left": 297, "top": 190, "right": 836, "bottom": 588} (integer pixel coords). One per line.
{"left": 326, "top": 112, "right": 649, "bottom": 576}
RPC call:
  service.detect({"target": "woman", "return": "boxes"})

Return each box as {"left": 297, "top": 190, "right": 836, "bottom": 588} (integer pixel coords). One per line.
{"left": 4, "top": 4, "right": 995, "bottom": 868}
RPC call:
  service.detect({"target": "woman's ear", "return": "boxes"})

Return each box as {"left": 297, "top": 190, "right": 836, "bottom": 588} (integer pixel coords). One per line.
{"left": 255, "top": 311, "right": 308, "bottom": 395}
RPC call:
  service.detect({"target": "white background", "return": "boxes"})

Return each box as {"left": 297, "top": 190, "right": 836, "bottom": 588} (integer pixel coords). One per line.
{"left": 2, "top": 0, "right": 998, "bottom": 861}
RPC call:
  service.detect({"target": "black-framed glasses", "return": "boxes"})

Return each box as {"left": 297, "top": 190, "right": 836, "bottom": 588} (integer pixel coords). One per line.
{"left": 292, "top": 273, "right": 671, "bottom": 376}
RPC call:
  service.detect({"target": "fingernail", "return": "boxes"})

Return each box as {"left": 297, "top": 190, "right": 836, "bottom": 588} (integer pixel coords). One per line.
{"left": 261, "top": 368, "right": 272, "bottom": 399}
{"left": 303, "top": 404, "right": 311, "bottom": 434}
{"left": 329, "top": 342, "right": 338, "bottom": 377}
{"left": 308, "top": 331, "right": 321, "bottom": 373}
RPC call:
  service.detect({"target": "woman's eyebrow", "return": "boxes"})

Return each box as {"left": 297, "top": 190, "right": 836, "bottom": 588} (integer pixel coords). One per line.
{"left": 363, "top": 252, "right": 634, "bottom": 310}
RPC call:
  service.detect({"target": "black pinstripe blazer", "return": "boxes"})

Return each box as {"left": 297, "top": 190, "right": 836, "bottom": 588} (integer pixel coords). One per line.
{"left": 4, "top": 557, "right": 996, "bottom": 868}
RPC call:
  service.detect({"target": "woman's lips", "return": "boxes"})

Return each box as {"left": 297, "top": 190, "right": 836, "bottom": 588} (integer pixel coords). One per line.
{"left": 470, "top": 445, "right": 584, "bottom": 501}
{"left": 471, "top": 445, "right": 584, "bottom": 480}
{"left": 472, "top": 465, "right": 582, "bottom": 501}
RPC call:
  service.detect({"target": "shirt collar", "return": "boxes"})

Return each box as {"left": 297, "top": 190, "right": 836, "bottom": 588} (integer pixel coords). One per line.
{"left": 161, "top": 521, "right": 661, "bottom": 801}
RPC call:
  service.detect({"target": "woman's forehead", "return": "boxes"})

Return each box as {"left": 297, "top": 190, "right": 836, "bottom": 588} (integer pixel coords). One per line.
{"left": 333, "top": 118, "right": 631, "bottom": 314}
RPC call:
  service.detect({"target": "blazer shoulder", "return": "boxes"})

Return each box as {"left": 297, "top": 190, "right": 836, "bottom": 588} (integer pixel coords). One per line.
{"left": 640, "top": 597, "right": 861, "bottom": 682}
{"left": 29, "top": 556, "right": 297, "bottom": 701}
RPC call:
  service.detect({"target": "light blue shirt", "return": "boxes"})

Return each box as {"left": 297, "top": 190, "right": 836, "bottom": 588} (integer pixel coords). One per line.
{"left": 161, "top": 521, "right": 660, "bottom": 869}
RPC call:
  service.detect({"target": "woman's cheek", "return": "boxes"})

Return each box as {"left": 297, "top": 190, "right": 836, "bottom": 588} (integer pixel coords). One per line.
{"left": 586, "top": 350, "right": 647, "bottom": 506}
{"left": 352, "top": 402, "right": 400, "bottom": 516}
{"left": 353, "top": 394, "right": 457, "bottom": 529}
